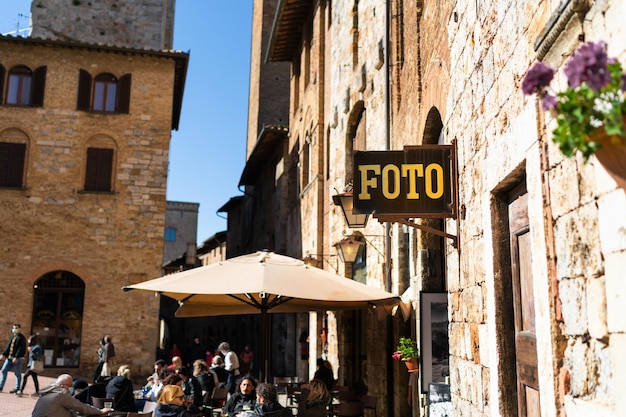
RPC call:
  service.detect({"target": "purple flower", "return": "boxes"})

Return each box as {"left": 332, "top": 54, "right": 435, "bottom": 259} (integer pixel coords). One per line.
{"left": 621, "top": 74, "right": 626, "bottom": 92}
{"left": 522, "top": 62, "right": 555, "bottom": 95}
{"left": 541, "top": 94, "right": 558, "bottom": 111}
{"left": 564, "top": 41, "right": 611, "bottom": 90}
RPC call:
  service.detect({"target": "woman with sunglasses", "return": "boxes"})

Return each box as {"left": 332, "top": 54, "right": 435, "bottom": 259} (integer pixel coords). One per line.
{"left": 155, "top": 384, "right": 191, "bottom": 417}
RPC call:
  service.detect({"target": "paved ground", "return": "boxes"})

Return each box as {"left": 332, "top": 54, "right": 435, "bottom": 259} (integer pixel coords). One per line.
{"left": 0, "top": 370, "right": 81, "bottom": 417}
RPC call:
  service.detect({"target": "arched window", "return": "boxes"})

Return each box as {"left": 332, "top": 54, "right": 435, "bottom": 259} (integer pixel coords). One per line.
{"left": 93, "top": 73, "right": 118, "bottom": 112}
{"left": 31, "top": 271, "right": 85, "bottom": 368}
{"left": 77, "top": 70, "right": 131, "bottom": 113}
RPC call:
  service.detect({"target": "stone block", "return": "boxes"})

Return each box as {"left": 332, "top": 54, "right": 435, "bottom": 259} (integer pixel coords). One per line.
{"left": 605, "top": 251, "right": 626, "bottom": 332}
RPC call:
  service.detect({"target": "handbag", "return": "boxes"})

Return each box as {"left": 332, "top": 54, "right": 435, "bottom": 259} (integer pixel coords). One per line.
{"left": 31, "top": 359, "right": 44, "bottom": 373}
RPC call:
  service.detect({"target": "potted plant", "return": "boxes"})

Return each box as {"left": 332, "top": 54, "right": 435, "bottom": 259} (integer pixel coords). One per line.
{"left": 392, "top": 337, "right": 419, "bottom": 371}
{"left": 521, "top": 40, "right": 626, "bottom": 190}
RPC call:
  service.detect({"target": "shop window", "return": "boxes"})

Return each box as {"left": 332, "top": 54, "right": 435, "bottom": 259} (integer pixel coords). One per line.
{"left": 77, "top": 70, "right": 131, "bottom": 113}
{"left": 31, "top": 271, "right": 85, "bottom": 368}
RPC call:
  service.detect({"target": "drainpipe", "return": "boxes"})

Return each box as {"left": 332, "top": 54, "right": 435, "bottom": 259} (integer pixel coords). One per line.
{"left": 384, "top": 2, "right": 394, "bottom": 417}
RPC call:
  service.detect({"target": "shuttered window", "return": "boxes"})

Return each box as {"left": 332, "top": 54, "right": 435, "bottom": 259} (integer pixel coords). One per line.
{"left": 84, "top": 147, "right": 113, "bottom": 192}
{"left": 0, "top": 142, "right": 26, "bottom": 187}
{"left": 5, "top": 65, "right": 46, "bottom": 107}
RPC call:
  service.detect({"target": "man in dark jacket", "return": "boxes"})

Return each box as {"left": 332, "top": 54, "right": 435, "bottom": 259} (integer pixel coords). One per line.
{"left": 176, "top": 366, "right": 203, "bottom": 412}
{"left": 0, "top": 323, "right": 27, "bottom": 394}
{"left": 251, "top": 383, "right": 291, "bottom": 417}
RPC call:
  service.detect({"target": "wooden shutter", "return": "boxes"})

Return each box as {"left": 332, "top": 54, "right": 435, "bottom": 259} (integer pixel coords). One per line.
{"left": 0, "top": 65, "right": 5, "bottom": 105}
{"left": 84, "top": 148, "right": 113, "bottom": 191}
{"left": 0, "top": 142, "right": 26, "bottom": 187}
{"left": 117, "top": 73, "right": 131, "bottom": 114}
{"left": 77, "top": 69, "right": 92, "bottom": 111}
{"left": 31, "top": 66, "right": 47, "bottom": 107}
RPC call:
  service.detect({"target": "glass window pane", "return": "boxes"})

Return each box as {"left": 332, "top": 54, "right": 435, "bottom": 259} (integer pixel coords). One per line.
{"left": 19, "top": 75, "right": 31, "bottom": 105}
{"left": 105, "top": 83, "right": 117, "bottom": 111}
{"left": 94, "top": 82, "right": 105, "bottom": 111}
{"left": 7, "top": 74, "right": 19, "bottom": 104}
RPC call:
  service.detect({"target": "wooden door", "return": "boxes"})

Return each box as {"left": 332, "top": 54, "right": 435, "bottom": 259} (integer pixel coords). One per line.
{"left": 508, "top": 183, "right": 541, "bottom": 417}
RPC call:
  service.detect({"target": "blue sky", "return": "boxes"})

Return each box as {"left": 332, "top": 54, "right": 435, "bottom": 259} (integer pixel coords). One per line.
{"left": 1, "top": 1, "right": 253, "bottom": 245}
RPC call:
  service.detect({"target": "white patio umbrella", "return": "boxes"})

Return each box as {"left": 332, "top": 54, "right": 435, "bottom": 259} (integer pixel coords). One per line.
{"left": 123, "top": 250, "right": 400, "bottom": 380}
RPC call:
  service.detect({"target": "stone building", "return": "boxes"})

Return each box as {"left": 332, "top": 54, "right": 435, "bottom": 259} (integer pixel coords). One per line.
{"left": 163, "top": 201, "right": 199, "bottom": 265}
{"left": 0, "top": 0, "right": 187, "bottom": 379}
{"left": 241, "top": 0, "right": 626, "bottom": 416}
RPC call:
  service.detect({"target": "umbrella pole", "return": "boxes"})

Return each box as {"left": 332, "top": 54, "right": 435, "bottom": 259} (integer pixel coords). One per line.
{"left": 261, "top": 307, "right": 270, "bottom": 383}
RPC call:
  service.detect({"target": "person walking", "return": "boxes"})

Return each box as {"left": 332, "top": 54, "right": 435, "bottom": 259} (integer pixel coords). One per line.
{"left": 0, "top": 323, "right": 27, "bottom": 394}
{"left": 218, "top": 342, "right": 240, "bottom": 394}
{"left": 32, "top": 374, "right": 112, "bottom": 417}
{"left": 93, "top": 337, "right": 105, "bottom": 383}
{"left": 20, "top": 334, "right": 43, "bottom": 396}
{"left": 100, "top": 335, "right": 116, "bottom": 377}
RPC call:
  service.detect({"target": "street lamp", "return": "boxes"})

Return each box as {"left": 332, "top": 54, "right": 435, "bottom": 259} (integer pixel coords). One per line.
{"left": 334, "top": 236, "right": 365, "bottom": 264}
{"left": 332, "top": 192, "right": 369, "bottom": 228}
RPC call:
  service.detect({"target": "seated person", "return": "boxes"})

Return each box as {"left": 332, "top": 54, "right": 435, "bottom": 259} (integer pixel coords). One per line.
{"left": 222, "top": 376, "right": 257, "bottom": 417}
{"left": 297, "top": 379, "right": 330, "bottom": 417}
{"left": 155, "top": 384, "right": 191, "bottom": 417}
{"left": 105, "top": 364, "right": 137, "bottom": 412}
{"left": 167, "top": 356, "right": 183, "bottom": 372}
{"left": 210, "top": 356, "right": 229, "bottom": 388}
{"left": 32, "top": 373, "right": 112, "bottom": 417}
{"left": 192, "top": 359, "right": 217, "bottom": 395}
{"left": 148, "top": 372, "right": 183, "bottom": 403}
{"left": 176, "top": 366, "right": 203, "bottom": 413}
{"left": 313, "top": 358, "right": 335, "bottom": 392}
{"left": 147, "top": 359, "right": 169, "bottom": 388}
{"left": 250, "top": 383, "right": 291, "bottom": 417}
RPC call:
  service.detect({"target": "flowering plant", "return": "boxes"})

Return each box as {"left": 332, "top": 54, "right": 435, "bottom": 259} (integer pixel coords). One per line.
{"left": 521, "top": 40, "right": 626, "bottom": 160}
{"left": 392, "top": 337, "right": 419, "bottom": 361}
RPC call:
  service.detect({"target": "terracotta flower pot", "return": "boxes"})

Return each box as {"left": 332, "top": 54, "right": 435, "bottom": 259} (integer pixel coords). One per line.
{"left": 590, "top": 123, "right": 626, "bottom": 192}
{"left": 404, "top": 357, "right": 419, "bottom": 371}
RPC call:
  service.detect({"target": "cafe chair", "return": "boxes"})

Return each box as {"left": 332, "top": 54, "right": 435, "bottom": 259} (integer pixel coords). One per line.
{"left": 360, "top": 395, "right": 377, "bottom": 417}
{"left": 273, "top": 376, "right": 291, "bottom": 400}
{"left": 142, "top": 401, "right": 158, "bottom": 414}
{"left": 126, "top": 413, "right": 153, "bottom": 417}
{"left": 202, "top": 386, "right": 229, "bottom": 416}
{"left": 337, "top": 402, "right": 364, "bottom": 417}
{"left": 92, "top": 397, "right": 116, "bottom": 409}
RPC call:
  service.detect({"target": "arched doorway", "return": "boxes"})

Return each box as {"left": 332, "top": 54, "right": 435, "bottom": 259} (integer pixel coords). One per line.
{"left": 31, "top": 271, "right": 85, "bottom": 368}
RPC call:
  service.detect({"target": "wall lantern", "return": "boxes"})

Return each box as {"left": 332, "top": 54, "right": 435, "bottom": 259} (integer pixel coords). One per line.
{"left": 334, "top": 236, "right": 365, "bottom": 264}
{"left": 332, "top": 192, "right": 369, "bottom": 228}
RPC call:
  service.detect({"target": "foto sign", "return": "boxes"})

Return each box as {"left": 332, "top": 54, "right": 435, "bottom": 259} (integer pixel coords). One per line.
{"left": 353, "top": 146, "right": 456, "bottom": 218}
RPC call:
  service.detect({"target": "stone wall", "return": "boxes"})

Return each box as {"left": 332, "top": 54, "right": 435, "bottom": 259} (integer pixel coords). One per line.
{"left": 30, "top": 0, "right": 176, "bottom": 50}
